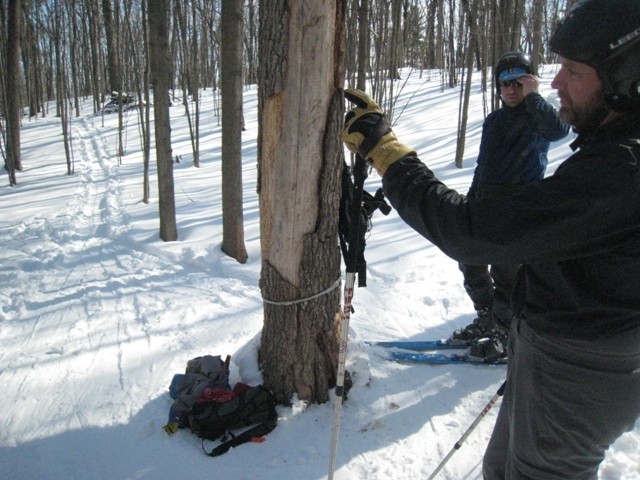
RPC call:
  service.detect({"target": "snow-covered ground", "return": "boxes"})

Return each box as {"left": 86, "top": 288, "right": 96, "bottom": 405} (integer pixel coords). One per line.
{"left": 1, "top": 67, "right": 638, "bottom": 480}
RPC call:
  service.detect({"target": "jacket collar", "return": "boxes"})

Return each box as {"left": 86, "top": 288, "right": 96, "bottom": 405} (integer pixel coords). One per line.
{"left": 571, "top": 110, "right": 640, "bottom": 151}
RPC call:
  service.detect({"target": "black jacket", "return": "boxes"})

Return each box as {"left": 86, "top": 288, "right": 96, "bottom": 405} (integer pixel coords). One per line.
{"left": 383, "top": 111, "right": 640, "bottom": 339}
{"left": 469, "top": 93, "right": 569, "bottom": 198}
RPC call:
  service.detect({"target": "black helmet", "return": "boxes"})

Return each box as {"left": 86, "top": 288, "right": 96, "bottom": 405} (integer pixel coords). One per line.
{"left": 549, "top": 0, "right": 640, "bottom": 111}
{"left": 494, "top": 51, "right": 533, "bottom": 92}
{"left": 494, "top": 52, "right": 533, "bottom": 81}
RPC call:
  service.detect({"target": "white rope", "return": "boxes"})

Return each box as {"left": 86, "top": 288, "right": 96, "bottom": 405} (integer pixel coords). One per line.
{"left": 262, "top": 277, "right": 342, "bottom": 306}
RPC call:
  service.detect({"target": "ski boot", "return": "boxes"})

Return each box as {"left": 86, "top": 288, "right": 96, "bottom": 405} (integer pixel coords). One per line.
{"left": 449, "top": 308, "right": 496, "bottom": 344}
{"left": 468, "top": 334, "right": 507, "bottom": 363}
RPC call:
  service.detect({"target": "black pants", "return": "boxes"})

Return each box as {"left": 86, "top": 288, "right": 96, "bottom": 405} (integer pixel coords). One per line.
{"left": 458, "top": 263, "right": 519, "bottom": 323}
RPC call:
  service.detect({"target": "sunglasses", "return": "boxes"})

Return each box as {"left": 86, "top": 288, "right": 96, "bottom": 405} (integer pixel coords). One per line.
{"left": 499, "top": 79, "right": 523, "bottom": 88}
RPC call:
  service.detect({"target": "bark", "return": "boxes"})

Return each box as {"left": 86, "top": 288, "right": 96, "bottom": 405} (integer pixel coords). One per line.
{"left": 102, "top": 0, "right": 120, "bottom": 93}
{"left": 221, "top": 0, "right": 248, "bottom": 263}
{"left": 258, "top": 0, "right": 345, "bottom": 405}
{"left": 355, "top": 0, "right": 369, "bottom": 91}
{"left": 149, "top": 0, "right": 177, "bottom": 241}
{"left": 6, "top": 0, "right": 23, "bottom": 182}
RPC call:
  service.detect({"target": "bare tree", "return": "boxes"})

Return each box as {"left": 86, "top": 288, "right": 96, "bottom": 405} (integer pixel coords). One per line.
{"left": 220, "top": 0, "right": 248, "bottom": 263}
{"left": 258, "top": 0, "right": 346, "bottom": 405}
{"left": 53, "top": 0, "right": 74, "bottom": 175}
{"left": 528, "top": 0, "right": 545, "bottom": 69}
{"left": 175, "top": 0, "right": 200, "bottom": 168}
{"left": 88, "top": 0, "right": 103, "bottom": 114}
{"left": 149, "top": 0, "right": 177, "bottom": 242}
{"left": 388, "top": 0, "right": 403, "bottom": 80}
{"left": 455, "top": 0, "right": 476, "bottom": 168}
{"left": 5, "top": 0, "right": 23, "bottom": 185}
{"left": 356, "top": 0, "right": 369, "bottom": 91}
{"left": 244, "top": 0, "right": 258, "bottom": 85}
{"left": 102, "top": 0, "right": 120, "bottom": 94}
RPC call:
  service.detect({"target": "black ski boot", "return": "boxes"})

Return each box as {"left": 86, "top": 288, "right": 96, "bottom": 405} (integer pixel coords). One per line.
{"left": 468, "top": 335, "right": 507, "bottom": 363}
{"left": 450, "top": 308, "right": 495, "bottom": 344}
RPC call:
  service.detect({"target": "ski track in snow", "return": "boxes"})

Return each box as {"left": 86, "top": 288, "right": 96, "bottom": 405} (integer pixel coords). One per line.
{"left": 0, "top": 114, "right": 262, "bottom": 456}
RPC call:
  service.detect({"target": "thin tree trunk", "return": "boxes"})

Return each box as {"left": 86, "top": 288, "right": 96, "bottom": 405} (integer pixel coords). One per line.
{"left": 141, "top": 0, "right": 151, "bottom": 204}
{"left": 6, "top": 0, "right": 23, "bottom": 183}
{"left": 530, "top": 0, "right": 544, "bottom": 70}
{"left": 89, "top": 0, "right": 102, "bottom": 113}
{"left": 149, "top": 0, "right": 177, "bottom": 242}
{"left": 356, "top": 0, "right": 369, "bottom": 91}
{"left": 220, "top": 0, "right": 248, "bottom": 263}
{"left": 102, "top": 0, "right": 120, "bottom": 94}
{"left": 54, "top": 0, "right": 73, "bottom": 175}
{"left": 456, "top": 0, "right": 476, "bottom": 168}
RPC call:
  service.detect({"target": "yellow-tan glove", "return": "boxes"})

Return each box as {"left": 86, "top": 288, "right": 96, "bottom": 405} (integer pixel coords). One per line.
{"left": 342, "top": 88, "right": 415, "bottom": 176}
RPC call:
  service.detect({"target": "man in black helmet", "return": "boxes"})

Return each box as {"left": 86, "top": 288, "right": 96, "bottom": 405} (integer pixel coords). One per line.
{"left": 452, "top": 51, "right": 569, "bottom": 363}
{"left": 342, "top": 0, "right": 640, "bottom": 477}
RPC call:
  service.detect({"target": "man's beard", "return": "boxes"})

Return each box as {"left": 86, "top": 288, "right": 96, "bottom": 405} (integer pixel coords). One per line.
{"left": 559, "top": 87, "right": 610, "bottom": 135}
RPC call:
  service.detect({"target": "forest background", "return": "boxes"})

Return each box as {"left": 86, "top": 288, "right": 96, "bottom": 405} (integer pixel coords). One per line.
{"left": 1, "top": 0, "right": 582, "bottom": 411}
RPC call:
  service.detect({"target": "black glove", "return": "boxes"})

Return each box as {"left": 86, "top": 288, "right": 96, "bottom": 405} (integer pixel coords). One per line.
{"left": 342, "top": 88, "right": 414, "bottom": 175}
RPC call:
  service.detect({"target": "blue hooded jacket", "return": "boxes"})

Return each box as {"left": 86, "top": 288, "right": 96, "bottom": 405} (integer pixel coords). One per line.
{"left": 468, "top": 92, "right": 569, "bottom": 198}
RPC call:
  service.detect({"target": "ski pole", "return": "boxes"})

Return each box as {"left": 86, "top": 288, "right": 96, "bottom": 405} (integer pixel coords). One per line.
{"left": 328, "top": 155, "right": 369, "bottom": 480}
{"left": 426, "top": 381, "right": 506, "bottom": 480}
{"left": 328, "top": 271, "right": 356, "bottom": 480}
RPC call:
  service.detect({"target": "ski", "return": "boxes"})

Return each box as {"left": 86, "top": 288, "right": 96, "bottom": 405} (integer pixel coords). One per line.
{"left": 366, "top": 339, "right": 469, "bottom": 351}
{"left": 388, "top": 351, "right": 507, "bottom": 365}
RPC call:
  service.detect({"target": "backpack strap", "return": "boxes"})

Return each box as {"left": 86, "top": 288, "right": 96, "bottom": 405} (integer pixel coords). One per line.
{"left": 202, "top": 408, "right": 278, "bottom": 457}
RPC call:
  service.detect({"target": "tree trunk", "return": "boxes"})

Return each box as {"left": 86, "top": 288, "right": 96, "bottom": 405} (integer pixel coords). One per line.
{"left": 89, "top": 0, "right": 102, "bottom": 113}
{"left": 456, "top": 1, "right": 476, "bottom": 168}
{"left": 356, "top": 0, "right": 369, "bottom": 91}
{"left": 388, "top": 0, "right": 402, "bottom": 80}
{"left": 54, "top": 0, "right": 73, "bottom": 175}
{"left": 258, "top": 0, "right": 345, "bottom": 405}
{"left": 102, "top": 0, "right": 120, "bottom": 94}
{"left": 6, "top": 0, "right": 23, "bottom": 183}
{"left": 530, "top": 0, "right": 544, "bottom": 71}
{"left": 221, "top": 0, "right": 248, "bottom": 263}
{"left": 149, "top": 0, "right": 177, "bottom": 242}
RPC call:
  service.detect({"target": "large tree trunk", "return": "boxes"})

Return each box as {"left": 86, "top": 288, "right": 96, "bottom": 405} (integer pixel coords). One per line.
{"left": 149, "top": 0, "right": 177, "bottom": 242}
{"left": 220, "top": 0, "right": 248, "bottom": 263}
{"left": 258, "top": 0, "right": 346, "bottom": 405}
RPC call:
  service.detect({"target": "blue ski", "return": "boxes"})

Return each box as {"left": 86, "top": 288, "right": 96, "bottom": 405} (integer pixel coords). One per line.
{"left": 366, "top": 340, "right": 469, "bottom": 350}
{"left": 388, "top": 351, "right": 507, "bottom": 365}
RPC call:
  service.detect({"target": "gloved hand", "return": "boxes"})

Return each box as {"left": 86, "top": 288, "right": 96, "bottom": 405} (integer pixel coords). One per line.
{"left": 342, "top": 88, "right": 415, "bottom": 176}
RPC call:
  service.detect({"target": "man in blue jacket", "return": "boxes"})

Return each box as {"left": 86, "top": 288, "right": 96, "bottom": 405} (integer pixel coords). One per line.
{"left": 342, "top": 0, "right": 640, "bottom": 477}
{"left": 453, "top": 51, "right": 569, "bottom": 362}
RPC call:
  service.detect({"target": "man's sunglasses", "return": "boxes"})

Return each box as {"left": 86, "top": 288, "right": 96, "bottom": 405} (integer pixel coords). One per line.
{"left": 499, "top": 79, "right": 523, "bottom": 88}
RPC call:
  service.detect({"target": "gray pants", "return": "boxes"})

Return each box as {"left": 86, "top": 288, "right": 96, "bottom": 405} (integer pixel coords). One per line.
{"left": 483, "top": 317, "right": 640, "bottom": 479}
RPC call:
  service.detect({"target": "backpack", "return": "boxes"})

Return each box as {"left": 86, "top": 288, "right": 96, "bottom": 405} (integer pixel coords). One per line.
{"left": 167, "top": 355, "right": 232, "bottom": 428}
{"left": 163, "top": 355, "right": 278, "bottom": 457}
{"left": 188, "top": 384, "right": 278, "bottom": 456}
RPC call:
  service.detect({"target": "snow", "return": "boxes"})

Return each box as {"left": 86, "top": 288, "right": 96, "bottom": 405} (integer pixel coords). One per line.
{"left": 1, "top": 67, "right": 639, "bottom": 480}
